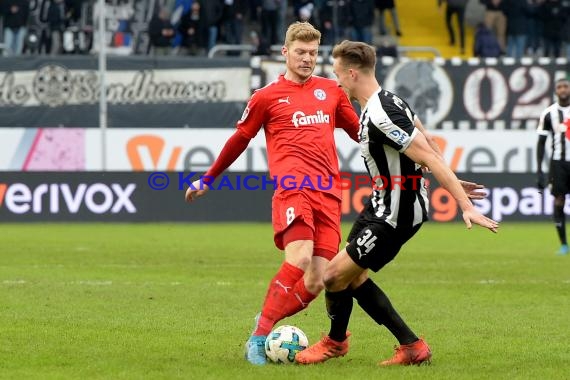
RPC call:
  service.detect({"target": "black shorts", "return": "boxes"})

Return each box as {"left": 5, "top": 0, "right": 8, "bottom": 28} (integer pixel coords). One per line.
{"left": 549, "top": 160, "right": 570, "bottom": 196}
{"left": 346, "top": 201, "right": 422, "bottom": 272}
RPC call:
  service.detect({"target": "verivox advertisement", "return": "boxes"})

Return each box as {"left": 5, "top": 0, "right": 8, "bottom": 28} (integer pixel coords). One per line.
{"left": 0, "top": 172, "right": 562, "bottom": 222}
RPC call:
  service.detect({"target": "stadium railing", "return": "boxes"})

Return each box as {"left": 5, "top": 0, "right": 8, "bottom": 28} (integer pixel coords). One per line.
{"left": 207, "top": 44, "right": 258, "bottom": 58}
{"left": 208, "top": 44, "right": 442, "bottom": 59}
{"left": 397, "top": 46, "right": 442, "bottom": 58}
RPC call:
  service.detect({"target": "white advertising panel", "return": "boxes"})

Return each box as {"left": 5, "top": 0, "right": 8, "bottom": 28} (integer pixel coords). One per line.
{"left": 0, "top": 128, "right": 539, "bottom": 173}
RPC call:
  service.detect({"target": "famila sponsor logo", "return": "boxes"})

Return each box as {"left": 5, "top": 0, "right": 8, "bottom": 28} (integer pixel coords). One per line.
{"left": 291, "top": 110, "right": 330, "bottom": 128}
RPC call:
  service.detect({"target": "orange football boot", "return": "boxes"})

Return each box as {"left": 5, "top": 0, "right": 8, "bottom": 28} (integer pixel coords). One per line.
{"left": 379, "top": 338, "right": 432, "bottom": 366}
{"left": 295, "top": 333, "right": 351, "bottom": 364}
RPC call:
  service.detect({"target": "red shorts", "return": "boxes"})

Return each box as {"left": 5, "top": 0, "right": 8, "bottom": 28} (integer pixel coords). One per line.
{"left": 272, "top": 189, "right": 341, "bottom": 258}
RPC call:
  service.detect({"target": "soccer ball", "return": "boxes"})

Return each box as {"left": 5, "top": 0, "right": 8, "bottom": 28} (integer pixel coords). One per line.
{"left": 265, "top": 325, "right": 309, "bottom": 364}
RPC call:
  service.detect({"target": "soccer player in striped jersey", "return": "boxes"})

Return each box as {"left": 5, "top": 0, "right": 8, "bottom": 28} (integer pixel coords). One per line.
{"left": 185, "top": 22, "right": 361, "bottom": 365}
{"left": 536, "top": 77, "right": 570, "bottom": 255}
{"left": 296, "top": 40, "right": 499, "bottom": 366}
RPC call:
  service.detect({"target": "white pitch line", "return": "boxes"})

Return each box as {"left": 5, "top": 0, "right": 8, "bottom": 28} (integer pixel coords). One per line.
{"left": 76, "top": 280, "right": 113, "bottom": 286}
{"left": 2, "top": 280, "right": 26, "bottom": 284}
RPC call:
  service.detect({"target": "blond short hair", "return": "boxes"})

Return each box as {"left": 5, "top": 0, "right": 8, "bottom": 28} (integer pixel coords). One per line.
{"left": 284, "top": 22, "right": 321, "bottom": 47}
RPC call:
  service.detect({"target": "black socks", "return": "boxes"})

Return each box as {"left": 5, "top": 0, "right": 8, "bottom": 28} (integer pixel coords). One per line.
{"left": 352, "top": 278, "right": 418, "bottom": 345}
{"left": 554, "top": 204, "right": 567, "bottom": 245}
{"left": 325, "top": 288, "right": 353, "bottom": 342}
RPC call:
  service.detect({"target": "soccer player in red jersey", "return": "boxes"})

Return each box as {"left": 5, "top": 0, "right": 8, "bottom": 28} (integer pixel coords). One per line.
{"left": 185, "top": 22, "right": 360, "bottom": 365}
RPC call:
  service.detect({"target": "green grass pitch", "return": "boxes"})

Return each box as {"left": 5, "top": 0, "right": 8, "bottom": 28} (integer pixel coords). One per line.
{"left": 1, "top": 222, "right": 569, "bottom": 379}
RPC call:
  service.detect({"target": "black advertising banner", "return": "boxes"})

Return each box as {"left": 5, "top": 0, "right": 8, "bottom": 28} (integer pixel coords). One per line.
{"left": 0, "top": 172, "right": 561, "bottom": 222}
{"left": 1, "top": 56, "right": 567, "bottom": 130}
{"left": 0, "top": 56, "right": 250, "bottom": 129}
{"left": 0, "top": 172, "right": 272, "bottom": 222}
{"left": 258, "top": 57, "right": 569, "bottom": 130}
{"left": 378, "top": 58, "right": 569, "bottom": 131}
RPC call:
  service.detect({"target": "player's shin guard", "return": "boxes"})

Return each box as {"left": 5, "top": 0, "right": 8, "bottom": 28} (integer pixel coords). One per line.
{"left": 353, "top": 278, "right": 418, "bottom": 345}
{"left": 325, "top": 288, "right": 353, "bottom": 342}
{"left": 255, "top": 262, "right": 304, "bottom": 335}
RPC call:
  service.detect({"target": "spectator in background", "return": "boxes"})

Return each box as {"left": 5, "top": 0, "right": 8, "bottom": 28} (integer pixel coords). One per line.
{"left": 526, "top": 0, "right": 545, "bottom": 57}
{"left": 563, "top": 0, "right": 570, "bottom": 59}
{"left": 502, "top": 0, "right": 530, "bottom": 59}
{"left": 319, "top": 0, "right": 350, "bottom": 45}
{"left": 200, "top": 0, "right": 224, "bottom": 53}
{"left": 249, "top": 0, "right": 262, "bottom": 23}
{"left": 149, "top": 6, "right": 176, "bottom": 55}
{"left": 376, "top": 0, "right": 402, "bottom": 37}
{"left": 261, "top": 0, "right": 280, "bottom": 46}
{"left": 178, "top": 1, "right": 206, "bottom": 55}
{"left": 46, "top": 0, "right": 67, "bottom": 55}
{"left": 222, "top": 0, "right": 248, "bottom": 55}
{"left": 249, "top": 29, "right": 270, "bottom": 55}
{"left": 350, "top": 0, "right": 375, "bottom": 44}
{"left": 1, "top": 0, "right": 30, "bottom": 56}
{"left": 65, "top": 0, "right": 84, "bottom": 25}
{"left": 438, "top": 0, "right": 467, "bottom": 55}
{"left": 170, "top": 0, "right": 194, "bottom": 54}
{"left": 376, "top": 34, "right": 399, "bottom": 57}
{"left": 474, "top": 21, "right": 502, "bottom": 57}
{"left": 277, "top": 0, "right": 288, "bottom": 37}
{"left": 541, "top": 0, "right": 564, "bottom": 58}
{"left": 294, "top": 0, "right": 316, "bottom": 23}
{"left": 480, "top": 0, "right": 507, "bottom": 53}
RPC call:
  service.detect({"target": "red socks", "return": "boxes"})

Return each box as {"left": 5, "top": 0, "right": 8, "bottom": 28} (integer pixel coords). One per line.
{"left": 254, "top": 261, "right": 317, "bottom": 335}
{"left": 280, "top": 279, "right": 317, "bottom": 318}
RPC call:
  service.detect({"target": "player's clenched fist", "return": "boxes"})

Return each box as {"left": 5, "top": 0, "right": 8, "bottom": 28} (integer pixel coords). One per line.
{"left": 184, "top": 180, "right": 210, "bottom": 203}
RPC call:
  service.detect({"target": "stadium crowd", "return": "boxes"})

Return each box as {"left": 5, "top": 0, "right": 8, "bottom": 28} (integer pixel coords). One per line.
{"left": 473, "top": 0, "right": 570, "bottom": 58}
{"left": 1, "top": 0, "right": 569, "bottom": 58}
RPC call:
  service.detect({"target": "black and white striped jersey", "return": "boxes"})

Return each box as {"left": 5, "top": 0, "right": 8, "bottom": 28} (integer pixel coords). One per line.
{"left": 358, "top": 87, "right": 429, "bottom": 229}
{"left": 536, "top": 103, "right": 570, "bottom": 162}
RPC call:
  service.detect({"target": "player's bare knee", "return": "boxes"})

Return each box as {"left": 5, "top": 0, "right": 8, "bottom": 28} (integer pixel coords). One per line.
{"left": 351, "top": 270, "right": 369, "bottom": 288}
{"left": 284, "top": 240, "right": 314, "bottom": 271}
{"left": 323, "top": 268, "right": 341, "bottom": 290}
{"left": 304, "top": 276, "right": 325, "bottom": 294}
{"left": 323, "top": 274, "right": 335, "bottom": 291}
{"left": 287, "top": 255, "right": 311, "bottom": 271}
{"left": 302, "top": 265, "right": 324, "bottom": 294}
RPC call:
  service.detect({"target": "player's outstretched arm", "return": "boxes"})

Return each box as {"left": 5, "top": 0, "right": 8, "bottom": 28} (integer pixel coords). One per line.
{"left": 415, "top": 117, "right": 488, "bottom": 201}
{"left": 185, "top": 181, "right": 210, "bottom": 203}
{"left": 458, "top": 180, "right": 486, "bottom": 200}
{"left": 459, "top": 207, "right": 499, "bottom": 233}
{"left": 414, "top": 117, "right": 442, "bottom": 156}
{"left": 336, "top": 87, "right": 361, "bottom": 143}
{"left": 184, "top": 130, "right": 251, "bottom": 203}
{"left": 404, "top": 132, "right": 499, "bottom": 233}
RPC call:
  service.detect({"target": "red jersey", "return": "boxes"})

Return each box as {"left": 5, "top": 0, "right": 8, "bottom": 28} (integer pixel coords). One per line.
{"left": 237, "top": 75, "right": 359, "bottom": 199}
